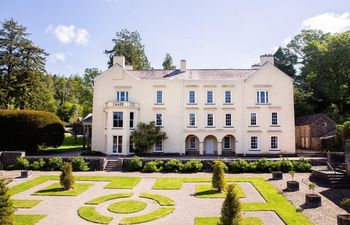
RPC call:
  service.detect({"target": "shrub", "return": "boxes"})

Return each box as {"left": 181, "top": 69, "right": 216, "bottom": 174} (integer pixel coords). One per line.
{"left": 0, "top": 110, "right": 64, "bottom": 152}
{"left": 16, "top": 156, "right": 30, "bottom": 169}
{"left": 212, "top": 161, "right": 226, "bottom": 192}
{"left": 60, "top": 162, "right": 75, "bottom": 190}
{"left": 127, "top": 156, "right": 143, "bottom": 171}
{"left": 340, "top": 198, "right": 350, "bottom": 214}
{"left": 280, "top": 158, "right": 293, "bottom": 172}
{"left": 229, "top": 159, "right": 250, "bottom": 173}
{"left": 30, "top": 158, "right": 46, "bottom": 170}
{"left": 0, "top": 179, "right": 15, "bottom": 225}
{"left": 292, "top": 158, "right": 311, "bottom": 172}
{"left": 270, "top": 160, "right": 282, "bottom": 171}
{"left": 48, "top": 157, "right": 64, "bottom": 171}
{"left": 218, "top": 184, "right": 242, "bottom": 225}
{"left": 256, "top": 158, "right": 271, "bottom": 172}
{"left": 289, "top": 170, "right": 295, "bottom": 181}
{"left": 71, "top": 157, "right": 89, "bottom": 171}
{"left": 142, "top": 161, "right": 163, "bottom": 173}
{"left": 308, "top": 183, "right": 317, "bottom": 193}
{"left": 182, "top": 160, "right": 203, "bottom": 173}
{"left": 164, "top": 159, "right": 184, "bottom": 173}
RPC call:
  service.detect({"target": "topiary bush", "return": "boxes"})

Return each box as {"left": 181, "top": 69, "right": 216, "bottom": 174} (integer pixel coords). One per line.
{"left": 0, "top": 179, "right": 15, "bottom": 225}
{"left": 182, "top": 160, "right": 203, "bottom": 173}
{"left": 212, "top": 161, "right": 226, "bottom": 192}
{"left": 164, "top": 159, "right": 184, "bottom": 173}
{"left": 48, "top": 157, "right": 64, "bottom": 171}
{"left": 30, "top": 158, "right": 46, "bottom": 170}
{"left": 142, "top": 161, "right": 163, "bottom": 173}
{"left": 280, "top": 158, "right": 294, "bottom": 172}
{"left": 0, "top": 110, "right": 64, "bottom": 152}
{"left": 60, "top": 162, "right": 75, "bottom": 190}
{"left": 218, "top": 184, "right": 242, "bottom": 225}
{"left": 127, "top": 156, "right": 143, "bottom": 171}
{"left": 71, "top": 157, "right": 89, "bottom": 171}
{"left": 16, "top": 156, "right": 30, "bottom": 170}
{"left": 229, "top": 159, "right": 250, "bottom": 173}
{"left": 256, "top": 158, "right": 272, "bottom": 172}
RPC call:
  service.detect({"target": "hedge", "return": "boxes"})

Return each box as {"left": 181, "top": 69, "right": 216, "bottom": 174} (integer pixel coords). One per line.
{"left": 0, "top": 110, "right": 64, "bottom": 152}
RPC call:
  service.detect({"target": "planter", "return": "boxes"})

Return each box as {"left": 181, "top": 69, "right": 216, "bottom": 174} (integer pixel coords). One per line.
{"left": 272, "top": 171, "right": 283, "bottom": 180}
{"left": 337, "top": 215, "right": 350, "bottom": 225}
{"left": 287, "top": 181, "right": 299, "bottom": 191}
{"left": 21, "top": 170, "right": 32, "bottom": 178}
{"left": 305, "top": 193, "right": 321, "bottom": 207}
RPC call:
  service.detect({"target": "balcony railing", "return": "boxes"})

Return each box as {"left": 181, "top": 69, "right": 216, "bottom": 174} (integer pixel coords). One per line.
{"left": 105, "top": 101, "right": 139, "bottom": 109}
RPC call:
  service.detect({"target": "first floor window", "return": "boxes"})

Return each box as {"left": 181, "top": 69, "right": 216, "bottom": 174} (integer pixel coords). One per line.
{"left": 188, "top": 91, "right": 196, "bottom": 104}
{"left": 225, "top": 113, "right": 232, "bottom": 127}
{"left": 129, "top": 112, "right": 134, "bottom": 128}
{"left": 257, "top": 90, "right": 269, "bottom": 104}
{"left": 113, "top": 112, "right": 123, "bottom": 128}
{"left": 189, "top": 136, "right": 196, "bottom": 149}
{"left": 225, "top": 91, "right": 232, "bottom": 104}
{"left": 189, "top": 113, "right": 196, "bottom": 126}
{"left": 271, "top": 112, "right": 278, "bottom": 125}
{"left": 250, "top": 136, "right": 259, "bottom": 150}
{"left": 117, "top": 91, "right": 128, "bottom": 101}
{"left": 207, "top": 113, "right": 214, "bottom": 127}
{"left": 271, "top": 136, "right": 279, "bottom": 150}
{"left": 223, "top": 136, "right": 231, "bottom": 149}
{"left": 156, "top": 91, "right": 163, "bottom": 104}
{"left": 250, "top": 113, "right": 257, "bottom": 126}
{"left": 129, "top": 136, "right": 134, "bottom": 153}
{"left": 154, "top": 140, "right": 163, "bottom": 152}
{"left": 113, "top": 136, "right": 123, "bottom": 153}
{"left": 206, "top": 91, "right": 213, "bottom": 104}
{"left": 156, "top": 113, "right": 163, "bottom": 126}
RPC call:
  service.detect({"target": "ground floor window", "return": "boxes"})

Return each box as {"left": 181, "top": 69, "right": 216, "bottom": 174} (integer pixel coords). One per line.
{"left": 113, "top": 135, "right": 122, "bottom": 153}
{"left": 188, "top": 136, "right": 196, "bottom": 149}
{"left": 270, "top": 136, "right": 279, "bottom": 150}
{"left": 223, "top": 136, "right": 231, "bottom": 149}
{"left": 154, "top": 140, "right": 163, "bottom": 152}
{"left": 250, "top": 136, "right": 259, "bottom": 150}
{"left": 129, "top": 136, "right": 134, "bottom": 153}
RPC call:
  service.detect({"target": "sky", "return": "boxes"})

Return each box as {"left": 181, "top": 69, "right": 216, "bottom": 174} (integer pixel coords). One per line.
{"left": 1, "top": 0, "right": 350, "bottom": 76}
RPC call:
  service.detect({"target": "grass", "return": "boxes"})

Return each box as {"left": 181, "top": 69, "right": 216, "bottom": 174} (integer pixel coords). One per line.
{"left": 195, "top": 217, "right": 263, "bottom": 225}
{"left": 119, "top": 207, "right": 175, "bottom": 225}
{"left": 14, "top": 214, "right": 46, "bottom": 225}
{"left": 32, "top": 182, "right": 93, "bottom": 196}
{"left": 9, "top": 176, "right": 58, "bottom": 196}
{"left": 195, "top": 184, "right": 246, "bottom": 198}
{"left": 108, "top": 200, "right": 147, "bottom": 214}
{"left": 86, "top": 193, "right": 133, "bottom": 205}
{"left": 78, "top": 206, "right": 113, "bottom": 224}
{"left": 13, "top": 199, "right": 43, "bottom": 208}
{"left": 140, "top": 192, "right": 175, "bottom": 206}
{"left": 41, "top": 133, "right": 83, "bottom": 152}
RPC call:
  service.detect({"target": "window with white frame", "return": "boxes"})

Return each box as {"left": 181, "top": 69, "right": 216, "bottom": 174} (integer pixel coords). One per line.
{"left": 270, "top": 136, "right": 279, "bottom": 150}
{"left": 105, "top": 112, "right": 108, "bottom": 129}
{"left": 225, "top": 113, "right": 232, "bottom": 127}
{"left": 188, "top": 113, "right": 196, "bottom": 127}
{"left": 250, "top": 113, "right": 257, "bottom": 126}
{"left": 206, "top": 91, "right": 214, "bottom": 104}
{"left": 271, "top": 112, "right": 278, "bottom": 125}
{"left": 116, "top": 91, "right": 128, "bottom": 101}
{"left": 113, "top": 136, "right": 123, "bottom": 153}
{"left": 223, "top": 136, "right": 231, "bottom": 149}
{"left": 129, "top": 136, "right": 134, "bottom": 153}
{"left": 154, "top": 140, "right": 163, "bottom": 152}
{"left": 155, "top": 91, "right": 163, "bottom": 104}
{"left": 207, "top": 113, "right": 214, "bottom": 127}
{"left": 113, "top": 112, "right": 123, "bottom": 128}
{"left": 256, "top": 90, "right": 269, "bottom": 104}
{"left": 155, "top": 113, "right": 163, "bottom": 126}
{"left": 188, "top": 91, "right": 196, "bottom": 104}
{"left": 224, "top": 91, "right": 232, "bottom": 104}
{"left": 188, "top": 136, "right": 196, "bottom": 149}
{"left": 250, "top": 136, "right": 259, "bottom": 150}
{"left": 129, "top": 112, "right": 134, "bottom": 128}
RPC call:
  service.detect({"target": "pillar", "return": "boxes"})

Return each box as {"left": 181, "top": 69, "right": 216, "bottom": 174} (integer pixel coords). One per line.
{"left": 217, "top": 142, "right": 222, "bottom": 156}
{"left": 199, "top": 142, "right": 204, "bottom": 155}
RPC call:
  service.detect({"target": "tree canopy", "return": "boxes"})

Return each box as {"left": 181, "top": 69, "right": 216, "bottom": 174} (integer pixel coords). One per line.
{"left": 162, "top": 53, "right": 176, "bottom": 70}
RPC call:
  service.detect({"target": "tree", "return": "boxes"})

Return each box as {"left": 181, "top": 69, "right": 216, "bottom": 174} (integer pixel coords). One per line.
{"left": 162, "top": 53, "right": 176, "bottom": 70}
{"left": 131, "top": 121, "right": 167, "bottom": 154}
{"left": 212, "top": 161, "right": 226, "bottom": 192}
{"left": 274, "top": 47, "right": 297, "bottom": 78}
{"left": 104, "top": 29, "right": 150, "bottom": 69}
{"left": 0, "top": 179, "right": 15, "bottom": 225}
{"left": 60, "top": 162, "right": 75, "bottom": 190}
{"left": 80, "top": 68, "right": 100, "bottom": 116}
{"left": 218, "top": 184, "right": 242, "bottom": 225}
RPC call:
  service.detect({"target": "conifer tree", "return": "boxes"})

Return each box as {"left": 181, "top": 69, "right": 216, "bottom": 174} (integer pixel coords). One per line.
{"left": 212, "top": 160, "right": 226, "bottom": 192}
{"left": 0, "top": 179, "right": 14, "bottom": 225}
{"left": 218, "top": 184, "right": 242, "bottom": 225}
{"left": 60, "top": 162, "right": 75, "bottom": 190}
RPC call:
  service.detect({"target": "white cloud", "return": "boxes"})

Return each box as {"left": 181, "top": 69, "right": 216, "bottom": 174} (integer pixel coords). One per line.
{"left": 49, "top": 52, "right": 66, "bottom": 63}
{"left": 46, "top": 24, "right": 89, "bottom": 45}
{"left": 301, "top": 12, "right": 350, "bottom": 33}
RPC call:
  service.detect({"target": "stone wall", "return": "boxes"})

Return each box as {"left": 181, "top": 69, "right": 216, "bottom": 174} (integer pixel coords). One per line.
{"left": 0, "top": 151, "right": 25, "bottom": 166}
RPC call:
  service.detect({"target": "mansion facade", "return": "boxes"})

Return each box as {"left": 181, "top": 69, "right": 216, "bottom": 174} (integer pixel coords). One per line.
{"left": 92, "top": 55, "right": 295, "bottom": 156}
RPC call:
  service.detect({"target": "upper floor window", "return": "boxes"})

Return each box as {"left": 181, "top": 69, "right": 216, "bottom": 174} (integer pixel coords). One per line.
{"left": 206, "top": 113, "right": 214, "bottom": 127}
{"left": 257, "top": 90, "right": 269, "bottom": 104}
{"left": 129, "top": 112, "right": 134, "bottom": 128}
{"left": 188, "top": 113, "right": 196, "bottom": 127}
{"left": 188, "top": 91, "right": 196, "bottom": 104}
{"left": 224, "top": 91, "right": 232, "bottom": 104}
{"left": 250, "top": 113, "right": 257, "bottom": 126}
{"left": 113, "top": 112, "right": 123, "bottom": 128}
{"left": 271, "top": 112, "right": 278, "bottom": 126}
{"left": 206, "top": 91, "right": 214, "bottom": 104}
{"left": 250, "top": 136, "right": 259, "bottom": 150}
{"left": 117, "top": 91, "right": 128, "bottom": 102}
{"left": 270, "top": 136, "right": 279, "bottom": 150}
{"left": 156, "top": 91, "right": 163, "bottom": 104}
{"left": 155, "top": 113, "right": 163, "bottom": 126}
{"left": 225, "top": 113, "right": 232, "bottom": 127}
{"left": 154, "top": 140, "right": 163, "bottom": 152}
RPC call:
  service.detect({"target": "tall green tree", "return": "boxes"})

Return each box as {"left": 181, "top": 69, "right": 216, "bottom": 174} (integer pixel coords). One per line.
{"left": 162, "top": 53, "right": 176, "bottom": 70}
{"left": 81, "top": 68, "right": 100, "bottom": 116}
{"left": 274, "top": 47, "right": 297, "bottom": 78}
{"left": 104, "top": 29, "right": 150, "bottom": 69}
{"left": 0, "top": 179, "right": 15, "bottom": 225}
{"left": 218, "top": 184, "right": 242, "bottom": 225}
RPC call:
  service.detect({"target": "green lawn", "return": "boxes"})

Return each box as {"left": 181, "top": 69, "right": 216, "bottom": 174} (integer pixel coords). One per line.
{"left": 41, "top": 133, "right": 83, "bottom": 152}
{"left": 195, "top": 184, "right": 246, "bottom": 198}
{"left": 32, "top": 182, "right": 93, "bottom": 196}
{"left": 108, "top": 200, "right": 147, "bottom": 214}
{"left": 195, "top": 217, "right": 263, "bottom": 225}
{"left": 14, "top": 214, "right": 46, "bottom": 225}
{"left": 86, "top": 193, "right": 133, "bottom": 205}
{"left": 13, "top": 199, "right": 43, "bottom": 208}
{"left": 119, "top": 207, "right": 175, "bottom": 225}
{"left": 140, "top": 193, "right": 175, "bottom": 206}
{"left": 78, "top": 206, "right": 113, "bottom": 224}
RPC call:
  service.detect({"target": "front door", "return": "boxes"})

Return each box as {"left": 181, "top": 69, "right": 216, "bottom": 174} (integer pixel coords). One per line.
{"left": 205, "top": 139, "right": 215, "bottom": 155}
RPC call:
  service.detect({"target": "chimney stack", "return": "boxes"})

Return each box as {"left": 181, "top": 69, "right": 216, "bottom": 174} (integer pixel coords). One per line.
{"left": 113, "top": 56, "right": 125, "bottom": 68}
{"left": 260, "top": 54, "right": 275, "bottom": 66}
{"left": 180, "top": 59, "right": 186, "bottom": 72}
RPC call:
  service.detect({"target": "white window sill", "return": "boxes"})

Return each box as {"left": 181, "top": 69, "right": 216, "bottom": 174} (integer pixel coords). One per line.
{"left": 248, "top": 125, "right": 259, "bottom": 127}
{"left": 187, "top": 126, "right": 197, "bottom": 128}
{"left": 205, "top": 126, "right": 216, "bottom": 128}
{"left": 155, "top": 125, "right": 164, "bottom": 128}
{"left": 224, "top": 126, "right": 234, "bottom": 128}
{"left": 270, "top": 125, "right": 280, "bottom": 127}
{"left": 269, "top": 149, "right": 281, "bottom": 151}
{"left": 205, "top": 103, "right": 215, "bottom": 105}
{"left": 187, "top": 103, "right": 197, "bottom": 105}
{"left": 255, "top": 103, "right": 271, "bottom": 105}
{"left": 154, "top": 103, "right": 164, "bottom": 105}
{"left": 112, "top": 127, "right": 123, "bottom": 129}
{"left": 223, "top": 103, "right": 233, "bottom": 105}
{"left": 249, "top": 149, "right": 261, "bottom": 151}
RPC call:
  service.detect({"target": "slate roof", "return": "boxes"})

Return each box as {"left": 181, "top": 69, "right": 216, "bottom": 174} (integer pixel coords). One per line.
{"left": 295, "top": 113, "right": 329, "bottom": 126}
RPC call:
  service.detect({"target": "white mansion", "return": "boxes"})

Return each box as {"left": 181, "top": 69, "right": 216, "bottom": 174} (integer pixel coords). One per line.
{"left": 92, "top": 55, "right": 295, "bottom": 156}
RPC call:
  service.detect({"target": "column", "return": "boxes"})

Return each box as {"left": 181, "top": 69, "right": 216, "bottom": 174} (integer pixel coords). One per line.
{"left": 199, "top": 142, "right": 204, "bottom": 155}
{"left": 217, "top": 142, "right": 222, "bottom": 156}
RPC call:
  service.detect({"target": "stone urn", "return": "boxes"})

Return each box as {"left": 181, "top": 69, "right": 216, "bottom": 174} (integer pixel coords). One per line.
{"left": 338, "top": 215, "right": 350, "bottom": 225}
{"left": 272, "top": 171, "right": 283, "bottom": 180}
{"left": 287, "top": 181, "right": 299, "bottom": 191}
{"left": 305, "top": 194, "right": 321, "bottom": 207}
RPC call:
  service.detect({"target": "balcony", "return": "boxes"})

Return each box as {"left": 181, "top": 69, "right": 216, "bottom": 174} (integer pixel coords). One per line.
{"left": 105, "top": 101, "right": 140, "bottom": 110}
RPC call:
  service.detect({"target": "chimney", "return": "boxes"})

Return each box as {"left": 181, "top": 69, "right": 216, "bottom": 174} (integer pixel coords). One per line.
{"left": 113, "top": 56, "right": 125, "bottom": 68}
{"left": 260, "top": 54, "right": 275, "bottom": 66}
{"left": 180, "top": 59, "right": 186, "bottom": 72}
{"left": 251, "top": 63, "right": 260, "bottom": 69}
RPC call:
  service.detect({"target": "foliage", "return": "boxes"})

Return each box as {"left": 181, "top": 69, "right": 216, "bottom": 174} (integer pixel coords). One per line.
{"left": 48, "top": 157, "right": 64, "bottom": 170}
{"left": 274, "top": 47, "right": 297, "bottom": 78}
{"left": 127, "top": 156, "right": 143, "bottom": 171}
{"left": 71, "top": 156, "right": 89, "bottom": 171}
{"left": 30, "top": 158, "right": 46, "bottom": 170}
{"left": 308, "top": 183, "right": 316, "bottom": 193}
{"left": 142, "top": 161, "right": 163, "bottom": 173}
{"left": 340, "top": 198, "right": 350, "bottom": 214}
{"left": 164, "top": 159, "right": 184, "bottom": 173}
{"left": 16, "top": 156, "right": 30, "bottom": 170}
{"left": 0, "top": 179, "right": 14, "bottom": 225}
{"left": 162, "top": 53, "right": 176, "bottom": 70}
{"left": 131, "top": 121, "right": 167, "bottom": 154}
{"left": 0, "top": 110, "right": 64, "bottom": 152}
{"left": 289, "top": 171, "right": 295, "bottom": 181}
{"left": 212, "top": 161, "right": 226, "bottom": 192}
{"left": 60, "top": 162, "right": 75, "bottom": 190}
{"left": 104, "top": 29, "right": 150, "bottom": 69}
{"left": 280, "top": 158, "right": 294, "bottom": 172}
{"left": 218, "top": 184, "right": 242, "bottom": 225}
{"left": 230, "top": 159, "right": 251, "bottom": 173}
{"left": 337, "top": 121, "right": 350, "bottom": 140}
{"left": 255, "top": 158, "right": 272, "bottom": 172}
{"left": 182, "top": 160, "right": 203, "bottom": 173}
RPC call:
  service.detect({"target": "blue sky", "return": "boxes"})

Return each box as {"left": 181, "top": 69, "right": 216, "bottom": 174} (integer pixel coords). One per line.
{"left": 1, "top": 0, "right": 350, "bottom": 75}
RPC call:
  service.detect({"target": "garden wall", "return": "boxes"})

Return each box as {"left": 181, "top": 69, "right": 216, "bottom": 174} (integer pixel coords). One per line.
{"left": 0, "top": 151, "right": 25, "bottom": 166}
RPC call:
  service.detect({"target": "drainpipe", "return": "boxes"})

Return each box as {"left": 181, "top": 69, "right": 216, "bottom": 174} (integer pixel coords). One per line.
{"left": 242, "top": 79, "right": 246, "bottom": 157}
{"left": 180, "top": 78, "right": 184, "bottom": 155}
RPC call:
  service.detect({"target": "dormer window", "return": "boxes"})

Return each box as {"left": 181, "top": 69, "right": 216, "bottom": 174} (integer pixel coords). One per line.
{"left": 117, "top": 91, "right": 128, "bottom": 101}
